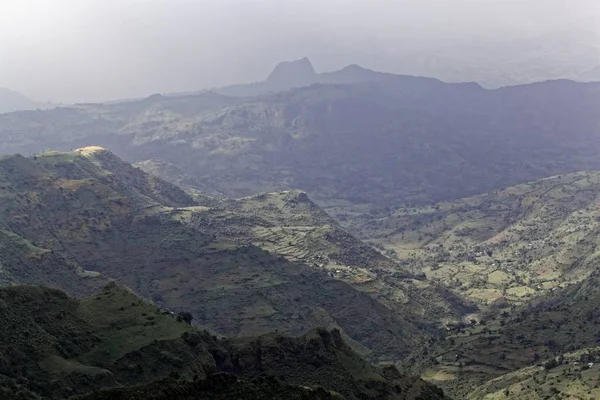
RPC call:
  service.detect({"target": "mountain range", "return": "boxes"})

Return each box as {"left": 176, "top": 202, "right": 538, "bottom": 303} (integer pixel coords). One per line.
{"left": 1, "top": 57, "right": 600, "bottom": 399}
{"left": 7, "top": 144, "right": 600, "bottom": 398}
{"left": 0, "top": 147, "right": 476, "bottom": 363}
{"left": 214, "top": 57, "right": 438, "bottom": 97}
{"left": 0, "top": 146, "right": 463, "bottom": 398}
{"left": 6, "top": 145, "right": 600, "bottom": 399}
{"left": 0, "top": 62, "right": 599, "bottom": 214}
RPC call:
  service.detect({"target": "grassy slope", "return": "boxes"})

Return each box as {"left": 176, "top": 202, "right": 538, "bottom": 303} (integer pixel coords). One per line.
{"left": 173, "top": 189, "right": 474, "bottom": 332}
{"left": 0, "top": 147, "right": 469, "bottom": 362}
{"left": 134, "top": 161, "right": 475, "bottom": 346}
{"left": 331, "top": 171, "right": 600, "bottom": 397}
{"left": 0, "top": 284, "right": 448, "bottom": 400}
{"left": 76, "top": 283, "right": 193, "bottom": 366}
{"left": 410, "top": 268, "right": 600, "bottom": 398}
{"left": 349, "top": 171, "right": 600, "bottom": 306}
{"left": 467, "top": 347, "right": 600, "bottom": 400}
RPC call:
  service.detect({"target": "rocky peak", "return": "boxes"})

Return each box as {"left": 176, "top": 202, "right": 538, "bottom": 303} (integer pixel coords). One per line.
{"left": 265, "top": 57, "right": 318, "bottom": 89}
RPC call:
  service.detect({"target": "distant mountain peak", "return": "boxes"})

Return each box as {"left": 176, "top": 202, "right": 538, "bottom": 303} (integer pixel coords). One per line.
{"left": 265, "top": 57, "right": 317, "bottom": 88}
{"left": 0, "top": 87, "right": 40, "bottom": 114}
{"left": 341, "top": 63, "right": 368, "bottom": 72}
{"left": 267, "top": 57, "right": 315, "bottom": 77}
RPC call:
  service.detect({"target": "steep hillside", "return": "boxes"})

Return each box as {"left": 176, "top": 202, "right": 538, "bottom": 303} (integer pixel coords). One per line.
{"left": 467, "top": 347, "right": 600, "bottom": 400}
{"left": 349, "top": 171, "right": 600, "bottom": 306}
{"left": 133, "top": 158, "right": 474, "bottom": 329}
{"left": 0, "top": 228, "right": 107, "bottom": 297}
{"left": 0, "top": 284, "right": 448, "bottom": 400}
{"left": 0, "top": 284, "right": 193, "bottom": 399}
{"left": 336, "top": 171, "right": 600, "bottom": 397}
{"left": 170, "top": 190, "right": 475, "bottom": 336}
{"left": 407, "top": 272, "right": 600, "bottom": 398}
{"left": 0, "top": 72, "right": 599, "bottom": 211}
{"left": 0, "top": 148, "right": 472, "bottom": 362}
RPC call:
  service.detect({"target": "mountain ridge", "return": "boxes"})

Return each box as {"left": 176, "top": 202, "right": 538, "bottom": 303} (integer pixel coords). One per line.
{"left": 0, "top": 147, "right": 473, "bottom": 364}
{"left": 215, "top": 57, "right": 454, "bottom": 97}
{"left": 2, "top": 75, "right": 598, "bottom": 213}
{"left": 0, "top": 283, "right": 449, "bottom": 399}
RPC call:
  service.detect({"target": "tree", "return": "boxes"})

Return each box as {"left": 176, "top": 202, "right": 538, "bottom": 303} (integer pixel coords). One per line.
{"left": 544, "top": 358, "right": 559, "bottom": 370}
{"left": 177, "top": 311, "right": 193, "bottom": 325}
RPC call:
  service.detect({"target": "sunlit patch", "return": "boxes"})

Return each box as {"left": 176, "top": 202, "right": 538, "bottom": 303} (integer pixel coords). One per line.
{"left": 75, "top": 146, "right": 107, "bottom": 156}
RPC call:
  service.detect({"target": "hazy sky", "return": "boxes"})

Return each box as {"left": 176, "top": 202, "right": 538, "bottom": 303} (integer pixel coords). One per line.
{"left": 0, "top": 0, "right": 598, "bottom": 103}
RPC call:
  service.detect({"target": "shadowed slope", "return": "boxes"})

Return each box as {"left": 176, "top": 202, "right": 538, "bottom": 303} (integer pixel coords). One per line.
{"left": 0, "top": 148, "right": 471, "bottom": 363}
{"left": 0, "top": 75, "right": 599, "bottom": 210}
{"left": 0, "top": 284, "right": 448, "bottom": 400}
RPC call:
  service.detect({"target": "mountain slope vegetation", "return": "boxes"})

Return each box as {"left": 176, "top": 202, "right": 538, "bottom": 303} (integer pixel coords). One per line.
{"left": 350, "top": 170, "right": 600, "bottom": 306}
{"left": 466, "top": 346, "right": 600, "bottom": 400}
{"left": 411, "top": 270, "right": 600, "bottom": 398}
{"left": 348, "top": 171, "right": 600, "bottom": 397}
{"left": 0, "top": 284, "right": 448, "bottom": 400}
{"left": 0, "top": 147, "right": 472, "bottom": 363}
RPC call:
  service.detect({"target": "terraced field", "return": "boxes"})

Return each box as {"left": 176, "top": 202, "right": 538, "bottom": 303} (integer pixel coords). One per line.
{"left": 0, "top": 147, "right": 477, "bottom": 365}
{"left": 467, "top": 347, "right": 600, "bottom": 399}
{"left": 346, "top": 171, "right": 600, "bottom": 307}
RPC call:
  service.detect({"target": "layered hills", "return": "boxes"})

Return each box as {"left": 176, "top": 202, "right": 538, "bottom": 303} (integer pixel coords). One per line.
{"left": 0, "top": 283, "right": 448, "bottom": 400}
{"left": 2, "top": 61, "right": 600, "bottom": 399}
{"left": 0, "top": 147, "right": 472, "bottom": 365}
{"left": 6, "top": 152, "right": 600, "bottom": 399}
{"left": 0, "top": 66, "right": 599, "bottom": 211}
